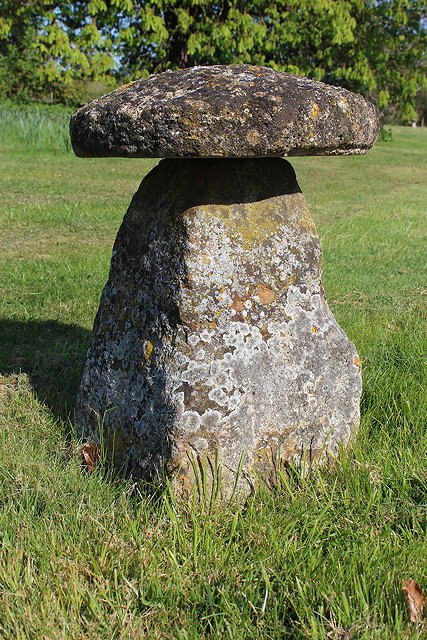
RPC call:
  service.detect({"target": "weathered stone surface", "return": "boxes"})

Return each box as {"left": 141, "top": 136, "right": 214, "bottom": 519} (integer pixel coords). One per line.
{"left": 75, "top": 158, "right": 361, "bottom": 496}
{"left": 70, "top": 64, "right": 379, "bottom": 159}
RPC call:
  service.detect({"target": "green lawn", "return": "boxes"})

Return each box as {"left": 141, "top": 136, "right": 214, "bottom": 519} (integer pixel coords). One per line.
{"left": 0, "top": 120, "right": 426, "bottom": 639}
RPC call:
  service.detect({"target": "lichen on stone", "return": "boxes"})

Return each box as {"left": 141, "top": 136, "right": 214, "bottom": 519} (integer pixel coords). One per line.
{"left": 70, "top": 64, "right": 379, "bottom": 159}
{"left": 75, "top": 158, "right": 361, "bottom": 496}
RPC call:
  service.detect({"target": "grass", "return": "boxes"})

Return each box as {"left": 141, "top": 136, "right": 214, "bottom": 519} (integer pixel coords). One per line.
{"left": 0, "top": 104, "right": 72, "bottom": 154}
{"left": 0, "top": 110, "right": 426, "bottom": 638}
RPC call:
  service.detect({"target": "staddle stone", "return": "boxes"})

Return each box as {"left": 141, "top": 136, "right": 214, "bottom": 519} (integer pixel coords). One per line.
{"left": 73, "top": 64, "right": 378, "bottom": 497}
{"left": 70, "top": 64, "right": 379, "bottom": 158}
{"left": 75, "top": 158, "right": 362, "bottom": 495}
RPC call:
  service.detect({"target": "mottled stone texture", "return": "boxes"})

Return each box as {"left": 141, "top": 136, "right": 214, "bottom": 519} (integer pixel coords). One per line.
{"left": 76, "top": 158, "right": 361, "bottom": 496}
{"left": 70, "top": 65, "right": 379, "bottom": 159}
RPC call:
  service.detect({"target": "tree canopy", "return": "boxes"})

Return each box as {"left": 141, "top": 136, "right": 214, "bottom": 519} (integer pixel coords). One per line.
{"left": 0, "top": 0, "right": 115, "bottom": 102}
{"left": 0, "top": 0, "right": 425, "bottom": 120}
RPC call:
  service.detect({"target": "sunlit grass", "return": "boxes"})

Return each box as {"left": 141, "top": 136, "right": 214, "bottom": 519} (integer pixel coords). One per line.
{"left": 0, "top": 120, "right": 426, "bottom": 638}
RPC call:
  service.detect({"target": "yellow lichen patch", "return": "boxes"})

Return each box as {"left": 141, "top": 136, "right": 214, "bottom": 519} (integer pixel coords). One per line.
{"left": 181, "top": 105, "right": 212, "bottom": 139}
{"left": 337, "top": 97, "right": 349, "bottom": 112}
{"left": 145, "top": 340, "right": 154, "bottom": 361}
{"left": 203, "top": 200, "right": 285, "bottom": 249}
{"left": 282, "top": 274, "right": 297, "bottom": 290}
{"left": 257, "top": 283, "right": 276, "bottom": 305}
{"left": 116, "top": 80, "right": 137, "bottom": 92}
{"left": 311, "top": 104, "right": 319, "bottom": 119}
{"left": 217, "top": 285, "right": 227, "bottom": 302}
{"left": 72, "top": 104, "right": 86, "bottom": 116}
{"left": 353, "top": 356, "right": 362, "bottom": 372}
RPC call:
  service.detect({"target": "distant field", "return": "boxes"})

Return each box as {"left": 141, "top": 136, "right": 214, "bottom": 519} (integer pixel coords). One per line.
{"left": 0, "top": 118, "right": 426, "bottom": 639}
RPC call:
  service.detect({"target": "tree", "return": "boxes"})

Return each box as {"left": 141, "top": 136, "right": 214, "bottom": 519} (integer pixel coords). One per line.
{"left": 415, "top": 87, "right": 427, "bottom": 125}
{"left": 330, "top": 0, "right": 427, "bottom": 121}
{"left": 0, "top": 0, "right": 116, "bottom": 103}
{"left": 0, "top": 0, "right": 425, "bottom": 116}
{"left": 104, "top": 0, "right": 363, "bottom": 77}
{"left": 92, "top": 0, "right": 425, "bottom": 120}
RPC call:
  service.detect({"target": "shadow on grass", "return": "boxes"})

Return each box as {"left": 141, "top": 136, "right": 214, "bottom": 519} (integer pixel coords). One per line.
{"left": 0, "top": 319, "right": 91, "bottom": 422}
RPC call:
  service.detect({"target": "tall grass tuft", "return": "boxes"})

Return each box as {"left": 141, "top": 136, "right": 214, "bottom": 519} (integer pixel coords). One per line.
{"left": 0, "top": 104, "right": 72, "bottom": 153}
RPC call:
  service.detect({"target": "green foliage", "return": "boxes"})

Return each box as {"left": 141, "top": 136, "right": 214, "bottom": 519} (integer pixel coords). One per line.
{"left": 378, "top": 125, "right": 393, "bottom": 142}
{"left": 104, "top": 0, "right": 426, "bottom": 119}
{"left": 0, "top": 0, "right": 116, "bottom": 104}
{"left": 0, "top": 104, "right": 72, "bottom": 152}
{"left": 0, "top": 1, "right": 425, "bottom": 114}
{"left": 337, "top": 0, "right": 427, "bottom": 121}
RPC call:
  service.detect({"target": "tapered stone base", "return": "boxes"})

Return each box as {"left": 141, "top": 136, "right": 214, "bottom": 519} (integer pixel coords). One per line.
{"left": 76, "top": 158, "right": 361, "bottom": 496}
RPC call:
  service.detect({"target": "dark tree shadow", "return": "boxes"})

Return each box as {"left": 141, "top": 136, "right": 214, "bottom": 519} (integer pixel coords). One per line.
{"left": 0, "top": 318, "right": 91, "bottom": 422}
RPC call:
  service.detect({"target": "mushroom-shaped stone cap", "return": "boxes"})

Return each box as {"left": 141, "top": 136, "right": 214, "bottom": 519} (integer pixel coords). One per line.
{"left": 70, "top": 64, "right": 379, "bottom": 159}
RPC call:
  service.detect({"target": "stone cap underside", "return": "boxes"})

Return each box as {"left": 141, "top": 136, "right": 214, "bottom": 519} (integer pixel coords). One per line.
{"left": 70, "top": 64, "right": 379, "bottom": 159}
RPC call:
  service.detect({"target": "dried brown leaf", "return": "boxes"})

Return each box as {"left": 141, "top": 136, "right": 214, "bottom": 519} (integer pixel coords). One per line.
{"left": 82, "top": 442, "right": 99, "bottom": 473}
{"left": 257, "top": 283, "right": 276, "bottom": 304}
{"left": 403, "top": 579, "right": 426, "bottom": 623}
